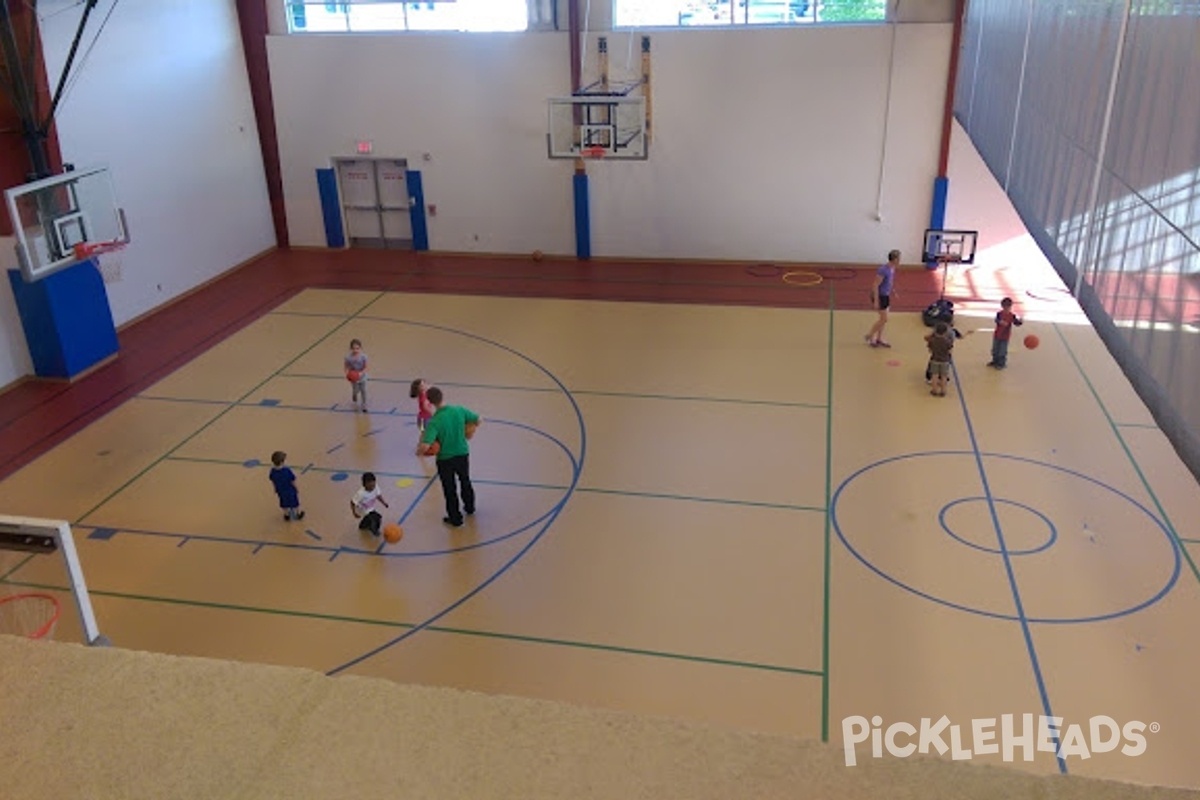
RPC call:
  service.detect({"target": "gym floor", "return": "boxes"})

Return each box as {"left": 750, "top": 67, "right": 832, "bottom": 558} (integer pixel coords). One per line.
{"left": 3, "top": 246, "right": 1200, "bottom": 789}
{"left": 3, "top": 114, "right": 1200, "bottom": 789}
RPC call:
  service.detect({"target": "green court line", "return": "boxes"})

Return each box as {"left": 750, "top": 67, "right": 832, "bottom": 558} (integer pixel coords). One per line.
{"left": 820, "top": 285, "right": 835, "bottom": 742}
{"left": 164, "top": 454, "right": 820, "bottom": 512}
{"left": 276, "top": 373, "right": 824, "bottom": 410}
{"left": 1114, "top": 422, "right": 1161, "bottom": 430}
{"left": 167, "top": 455, "right": 569, "bottom": 491}
{"left": 73, "top": 293, "right": 388, "bottom": 526}
{"left": 0, "top": 577, "right": 822, "bottom": 677}
{"left": 577, "top": 486, "right": 823, "bottom": 513}
{"left": 1, "top": 554, "right": 35, "bottom": 581}
{"left": 1054, "top": 323, "right": 1200, "bottom": 585}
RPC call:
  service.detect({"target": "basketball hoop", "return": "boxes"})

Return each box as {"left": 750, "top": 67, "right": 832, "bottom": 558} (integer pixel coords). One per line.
{"left": 73, "top": 239, "right": 126, "bottom": 261}
{"left": 580, "top": 146, "right": 607, "bottom": 160}
{"left": 0, "top": 592, "right": 61, "bottom": 639}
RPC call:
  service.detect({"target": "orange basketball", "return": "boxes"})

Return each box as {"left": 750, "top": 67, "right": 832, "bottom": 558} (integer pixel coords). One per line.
{"left": 532, "top": 250, "right": 544, "bottom": 261}
{"left": 1024, "top": 334, "right": 1040, "bottom": 350}
{"left": 383, "top": 523, "right": 403, "bottom": 544}
{"left": 346, "top": 369, "right": 362, "bottom": 383}
{"left": 465, "top": 422, "right": 477, "bottom": 439}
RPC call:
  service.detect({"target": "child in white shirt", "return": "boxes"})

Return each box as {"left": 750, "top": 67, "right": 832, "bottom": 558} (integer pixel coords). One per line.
{"left": 350, "top": 472, "right": 389, "bottom": 537}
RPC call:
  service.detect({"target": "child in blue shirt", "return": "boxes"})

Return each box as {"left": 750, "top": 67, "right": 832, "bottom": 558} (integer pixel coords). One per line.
{"left": 269, "top": 451, "right": 305, "bottom": 521}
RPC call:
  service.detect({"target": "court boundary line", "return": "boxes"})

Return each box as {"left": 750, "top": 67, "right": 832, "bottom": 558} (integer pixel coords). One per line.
{"left": 952, "top": 363, "right": 1067, "bottom": 774}
{"left": 70, "top": 293, "right": 389, "bottom": 526}
{"left": 271, "top": 373, "right": 827, "bottom": 410}
{"left": 0, "top": 576, "right": 823, "bottom": 678}
{"left": 323, "top": 318, "right": 589, "bottom": 675}
{"left": 1053, "top": 323, "right": 1200, "bottom": 586}
{"left": 161, "top": 455, "right": 823, "bottom": 513}
{"left": 820, "top": 284, "right": 835, "bottom": 741}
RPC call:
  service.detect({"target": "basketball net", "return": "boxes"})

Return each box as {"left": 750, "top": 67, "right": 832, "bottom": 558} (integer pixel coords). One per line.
{"left": 0, "top": 591, "right": 61, "bottom": 640}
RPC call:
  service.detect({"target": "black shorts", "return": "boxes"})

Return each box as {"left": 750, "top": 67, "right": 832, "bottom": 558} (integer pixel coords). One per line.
{"left": 876, "top": 293, "right": 891, "bottom": 310}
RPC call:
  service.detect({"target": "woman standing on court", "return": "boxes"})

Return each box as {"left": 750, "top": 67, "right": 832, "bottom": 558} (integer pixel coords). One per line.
{"left": 865, "top": 249, "right": 900, "bottom": 348}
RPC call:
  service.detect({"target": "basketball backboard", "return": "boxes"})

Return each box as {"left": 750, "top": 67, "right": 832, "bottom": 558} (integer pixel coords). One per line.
{"left": 547, "top": 95, "right": 648, "bottom": 160}
{"left": 4, "top": 166, "right": 129, "bottom": 283}
{"left": 923, "top": 229, "right": 978, "bottom": 264}
{"left": 0, "top": 515, "right": 108, "bottom": 646}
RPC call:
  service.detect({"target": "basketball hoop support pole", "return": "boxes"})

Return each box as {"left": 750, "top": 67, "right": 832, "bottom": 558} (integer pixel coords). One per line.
{"left": 0, "top": 516, "right": 107, "bottom": 646}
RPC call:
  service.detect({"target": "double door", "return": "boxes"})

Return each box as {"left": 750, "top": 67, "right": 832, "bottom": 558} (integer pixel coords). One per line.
{"left": 335, "top": 158, "right": 412, "bottom": 249}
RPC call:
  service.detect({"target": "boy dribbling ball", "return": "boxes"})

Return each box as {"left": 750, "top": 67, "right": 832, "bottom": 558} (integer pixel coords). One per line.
{"left": 350, "top": 471, "right": 389, "bottom": 537}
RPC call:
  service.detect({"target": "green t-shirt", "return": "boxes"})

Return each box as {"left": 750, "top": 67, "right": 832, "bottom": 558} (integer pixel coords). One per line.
{"left": 421, "top": 405, "right": 480, "bottom": 459}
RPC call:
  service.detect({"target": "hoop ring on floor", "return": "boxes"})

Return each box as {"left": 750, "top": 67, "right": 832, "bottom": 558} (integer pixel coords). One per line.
{"left": 745, "top": 263, "right": 785, "bottom": 278}
{"left": 0, "top": 592, "right": 61, "bottom": 639}
{"left": 782, "top": 270, "right": 823, "bottom": 287}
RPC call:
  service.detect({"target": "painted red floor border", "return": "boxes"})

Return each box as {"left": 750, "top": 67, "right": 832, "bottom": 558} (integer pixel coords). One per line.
{"left": 0, "top": 248, "right": 942, "bottom": 482}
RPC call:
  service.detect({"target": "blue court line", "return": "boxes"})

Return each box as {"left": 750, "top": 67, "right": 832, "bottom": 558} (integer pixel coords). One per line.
{"left": 275, "top": 372, "right": 821, "bottom": 410}
{"left": 830, "top": 450, "right": 1178, "bottom": 624}
{"left": 374, "top": 476, "right": 440, "bottom": 554}
{"left": 74, "top": 293, "right": 389, "bottom": 527}
{"left": 951, "top": 362, "right": 1066, "bottom": 774}
{"left": 325, "top": 317, "right": 589, "bottom": 676}
{"left": 1115, "top": 422, "right": 1161, "bottom": 429}
{"left": 167, "top": 453, "right": 816, "bottom": 513}
{"left": 1054, "top": 323, "right": 1198, "bottom": 586}
{"left": 81, "top": 506, "right": 561, "bottom": 560}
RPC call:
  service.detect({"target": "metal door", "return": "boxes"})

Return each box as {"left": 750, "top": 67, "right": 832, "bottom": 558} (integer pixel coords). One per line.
{"left": 335, "top": 158, "right": 412, "bottom": 249}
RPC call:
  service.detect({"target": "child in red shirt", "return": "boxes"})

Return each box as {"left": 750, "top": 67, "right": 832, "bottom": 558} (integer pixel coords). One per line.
{"left": 987, "top": 297, "right": 1023, "bottom": 369}
{"left": 410, "top": 378, "right": 435, "bottom": 433}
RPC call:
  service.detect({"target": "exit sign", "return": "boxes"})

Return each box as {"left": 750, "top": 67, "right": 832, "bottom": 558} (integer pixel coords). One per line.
{"left": 356, "top": 140, "right": 373, "bottom": 154}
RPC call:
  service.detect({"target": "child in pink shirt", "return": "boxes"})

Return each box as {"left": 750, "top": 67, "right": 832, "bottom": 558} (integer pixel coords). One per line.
{"left": 410, "top": 378, "right": 435, "bottom": 432}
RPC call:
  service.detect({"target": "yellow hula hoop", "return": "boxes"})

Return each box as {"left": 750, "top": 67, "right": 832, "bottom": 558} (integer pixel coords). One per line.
{"left": 781, "top": 270, "right": 823, "bottom": 287}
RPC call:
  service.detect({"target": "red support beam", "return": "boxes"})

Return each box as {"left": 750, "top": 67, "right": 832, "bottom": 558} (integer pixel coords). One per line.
{"left": 234, "top": 0, "right": 288, "bottom": 248}
{"left": 937, "top": 0, "right": 967, "bottom": 177}
{"left": 0, "top": 0, "right": 63, "bottom": 235}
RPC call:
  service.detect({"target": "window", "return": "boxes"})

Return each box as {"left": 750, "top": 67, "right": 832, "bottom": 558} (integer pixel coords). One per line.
{"left": 614, "top": 0, "right": 887, "bottom": 28}
{"left": 285, "top": 0, "right": 530, "bottom": 33}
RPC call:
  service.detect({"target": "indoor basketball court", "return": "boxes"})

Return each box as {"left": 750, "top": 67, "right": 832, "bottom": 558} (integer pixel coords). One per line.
{"left": 3, "top": 268, "right": 1200, "bottom": 788}
{"left": 3, "top": 1, "right": 1200, "bottom": 796}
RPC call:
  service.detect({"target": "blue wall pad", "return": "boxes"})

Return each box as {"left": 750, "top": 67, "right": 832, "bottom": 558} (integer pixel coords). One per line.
{"left": 8, "top": 263, "right": 119, "bottom": 379}
{"left": 316, "top": 168, "right": 345, "bottom": 248}
{"left": 928, "top": 176, "right": 950, "bottom": 268}
{"left": 573, "top": 173, "right": 591, "bottom": 260}
{"left": 406, "top": 170, "right": 429, "bottom": 251}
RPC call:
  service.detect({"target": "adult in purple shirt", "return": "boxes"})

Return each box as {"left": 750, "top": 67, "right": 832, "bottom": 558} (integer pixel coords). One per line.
{"left": 865, "top": 249, "right": 900, "bottom": 348}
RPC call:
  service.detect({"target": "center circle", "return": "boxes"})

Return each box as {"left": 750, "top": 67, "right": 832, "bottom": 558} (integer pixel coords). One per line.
{"left": 830, "top": 451, "right": 1181, "bottom": 624}
{"left": 938, "top": 497, "right": 1058, "bottom": 556}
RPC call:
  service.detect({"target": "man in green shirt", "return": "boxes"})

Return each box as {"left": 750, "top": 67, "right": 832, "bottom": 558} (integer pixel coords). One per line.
{"left": 417, "top": 386, "right": 482, "bottom": 527}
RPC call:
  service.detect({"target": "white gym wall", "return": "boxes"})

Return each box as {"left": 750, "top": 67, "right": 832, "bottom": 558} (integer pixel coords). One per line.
{"left": 268, "top": 20, "right": 952, "bottom": 262}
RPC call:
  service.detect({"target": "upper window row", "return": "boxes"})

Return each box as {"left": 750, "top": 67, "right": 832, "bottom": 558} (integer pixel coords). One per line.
{"left": 285, "top": 1, "right": 887, "bottom": 34}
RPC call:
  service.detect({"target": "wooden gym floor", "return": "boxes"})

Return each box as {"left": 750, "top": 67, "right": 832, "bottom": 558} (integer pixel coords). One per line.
{"left": 3, "top": 249, "right": 1200, "bottom": 789}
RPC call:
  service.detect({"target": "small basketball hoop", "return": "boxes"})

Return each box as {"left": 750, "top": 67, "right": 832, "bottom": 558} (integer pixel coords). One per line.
{"left": 580, "top": 146, "right": 607, "bottom": 160}
{"left": 73, "top": 239, "right": 126, "bottom": 261}
{"left": 0, "top": 592, "right": 62, "bottom": 640}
